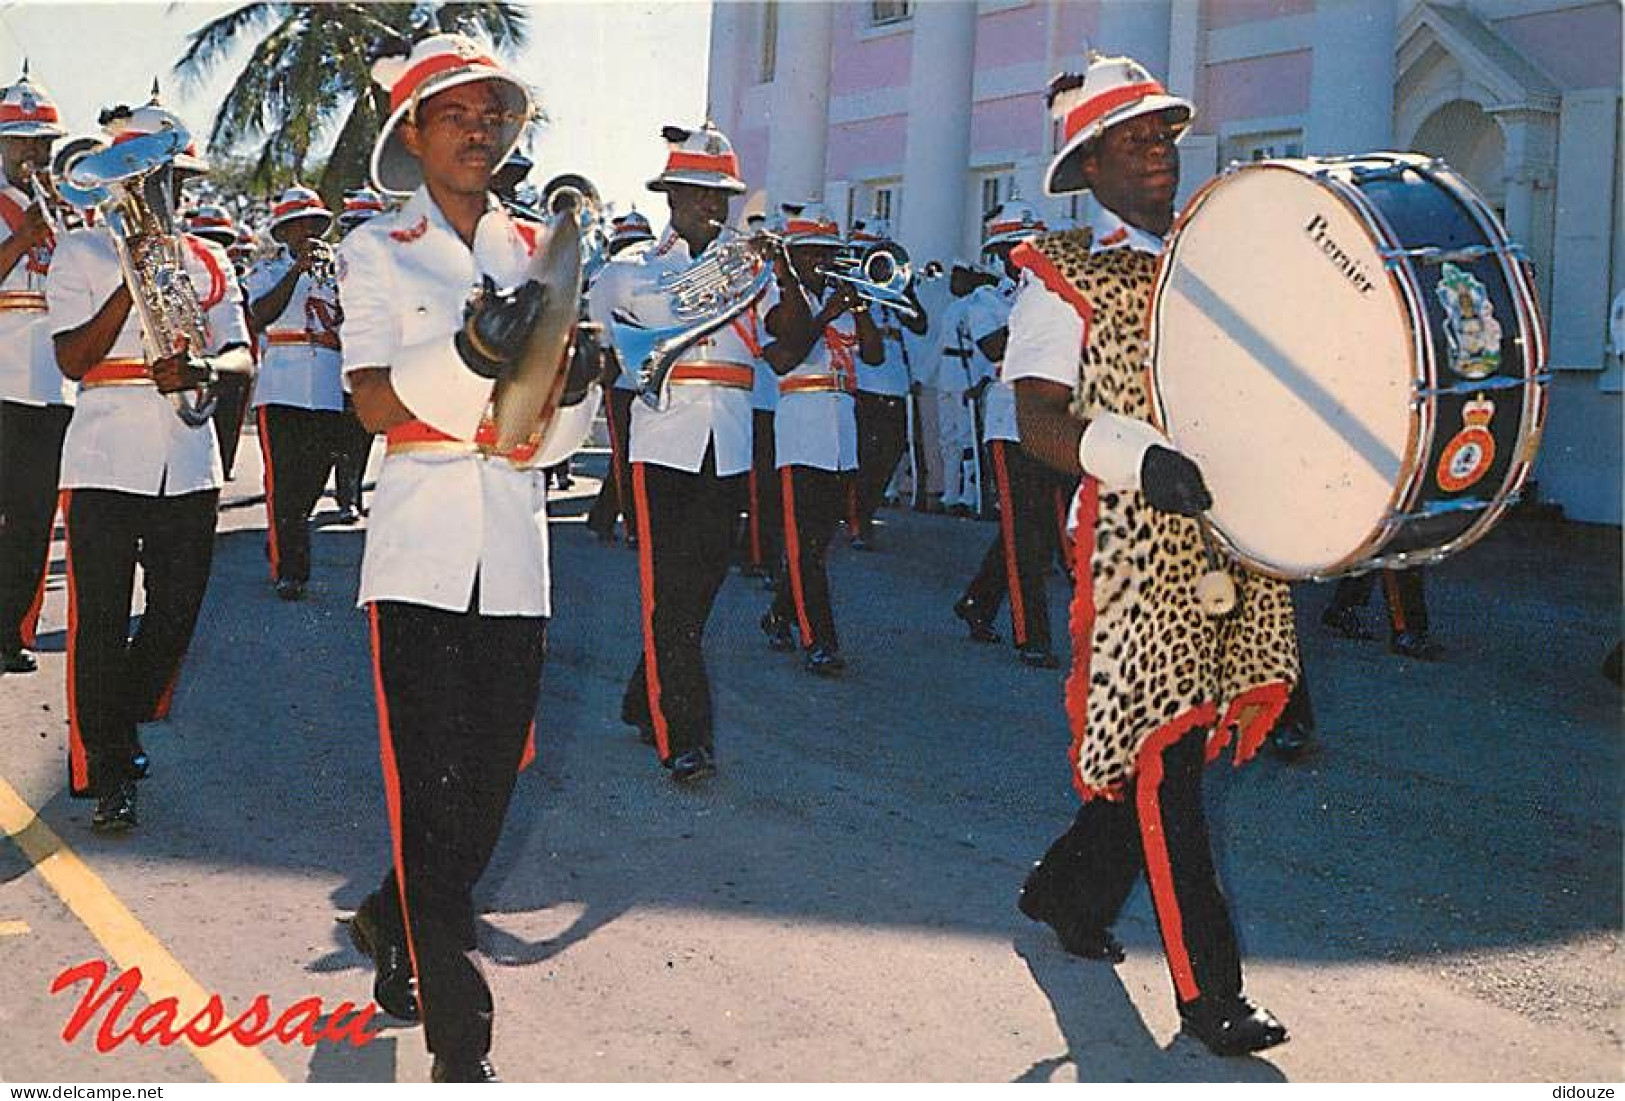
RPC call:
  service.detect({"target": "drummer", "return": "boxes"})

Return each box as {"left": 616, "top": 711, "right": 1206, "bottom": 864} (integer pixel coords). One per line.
{"left": 1002, "top": 52, "right": 1298, "bottom": 1057}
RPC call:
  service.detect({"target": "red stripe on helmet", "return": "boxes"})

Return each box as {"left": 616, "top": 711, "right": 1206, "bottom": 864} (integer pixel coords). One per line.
{"left": 389, "top": 51, "right": 499, "bottom": 113}
{"left": 1063, "top": 79, "right": 1165, "bottom": 143}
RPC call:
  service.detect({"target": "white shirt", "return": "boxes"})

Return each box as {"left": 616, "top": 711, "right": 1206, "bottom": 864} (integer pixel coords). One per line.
{"left": 968, "top": 278, "right": 1019, "bottom": 442}
{"left": 48, "top": 227, "right": 249, "bottom": 496}
{"left": 935, "top": 294, "right": 986, "bottom": 396}
{"left": 856, "top": 303, "right": 913, "bottom": 397}
{"left": 904, "top": 275, "right": 949, "bottom": 390}
{"left": 0, "top": 184, "right": 70, "bottom": 407}
{"left": 774, "top": 285, "right": 859, "bottom": 472}
{"left": 338, "top": 186, "right": 596, "bottom": 617}
{"left": 245, "top": 247, "right": 345, "bottom": 411}
{"left": 589, "top": 227, "right": 761, "bottom": 476}
{"left": 1004, "top": 204, "right": 1163, "bottom": 392}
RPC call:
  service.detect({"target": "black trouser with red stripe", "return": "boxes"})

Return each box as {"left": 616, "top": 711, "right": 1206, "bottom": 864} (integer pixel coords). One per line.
{"left": 771, "top": 465, "right": 847, "bottom": 652}
{"left": 62, "top": 488, "right": 218, "bottom": 798}
{"left": 1329, "top": 569, "right": 1429, "bottom": 635}
{"left": 585, "top": 387, "right": 636, "bottom": 541}
{"left": 365, "top": 599, "right": 546, "bottom": 1063}
{"left": 332, "top": 396, "right": 374, "bottom": 513}
{"left": 210, "top": 372, "right": 254, "bottom": 479}
{"left": 257, "top": 404, "right": 346, "bottom": 583}
{"left": 963, "top": 440, "right": 1056, "bottom": 650}
{"left": 853, "top": 391, "right": 908, "bottom": 537}
{"left": 622, "top": 449, "right": 742, "bottom": 761}
{"left": 0, "top": 400, "right": 71, "bottom": 654}
{"left": 741, "top": 409, "right": 782, "bottom": 575}
{"left": 1029, "top": 722, "right": 1242, "bottom": 1009}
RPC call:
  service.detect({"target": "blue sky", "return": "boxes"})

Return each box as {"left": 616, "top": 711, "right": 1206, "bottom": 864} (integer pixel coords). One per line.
{"left": 0, "top": 0, "right": 713, "bottom": 213}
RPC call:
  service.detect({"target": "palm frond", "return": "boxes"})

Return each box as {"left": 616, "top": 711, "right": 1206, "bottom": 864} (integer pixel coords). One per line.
{"left": 435, "top": 2, "right": 529, "bottom": 52}
{"left": 173, "top": 3, "right": 286, "bottom": 89}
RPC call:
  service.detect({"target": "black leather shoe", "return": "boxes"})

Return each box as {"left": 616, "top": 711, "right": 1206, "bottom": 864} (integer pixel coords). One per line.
{"left": 1179, "top": 995, "right": 1288, "bottom": 1056}
{"left": 953, "top": 598, "right": 1001, "bottom": 644}
{"left": 1267, "top": 722, "right": 1315, "bottom": 761}
{"left": 275, "top": 578, "right": 307, "bottom": 602}
{"left": 667, "top": 746, "right": 717, "bottom": 784}
{"left": 91, "top": 782, "right": 139, "bottom": 833}
{"left": 1320, "top": 605, "right": 1372, "bottom": 641}
{"left": 347, "top": 903, "right": 420, "bottom": 1022}
{"left": 804, "top": 646, "right": 846, "bottom": 677}
{"left": 2, "top": 647, "right": 38, "bottom": 674}
{"left": 431, "top": 1057, "right": 499, "bottom": 1083}
{"left": 1018, "top": 645, "right": 1060, "bottom": 669}
{"left": 1017, "top": 865, "right": 1125, "bottom": 962}
{"left": 335, "top": 505, "right": 361, "bottom": 525}
{"left": 760, "top": 611, "right": 796, "bottom": 652}
{"left": 1390, "top": 630, "right": 1443, "bottom": 661}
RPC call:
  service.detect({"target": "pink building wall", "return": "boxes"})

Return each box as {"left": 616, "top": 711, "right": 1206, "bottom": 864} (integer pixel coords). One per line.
{"left": 970, "top": 94, "right": 1047, "bottom": 159}
{"left": 1198, "top": 51, "right": 1313, "bottom": 134}
{"left": 826, "top": 115, "right": 909, "bottom": 180}
{"left": 972, "top": 6, "right": 1048, "bottom": 69}
{"left": 1202, "top": 0, "right": 1315, "bottom": 31}
{"left": 1054, "top": 1, "right": 1100, "bottom": 50}
{"left": 830, "top": 5, "right": 912, "bottom": 95}
{"left": 1495, "top": 3, "right": 1623, "bottom": 89}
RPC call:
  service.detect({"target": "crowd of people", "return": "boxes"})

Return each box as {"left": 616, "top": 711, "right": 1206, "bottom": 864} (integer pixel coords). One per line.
{"left": 0, "top": 38, "right": 1472, "bottom": 1080}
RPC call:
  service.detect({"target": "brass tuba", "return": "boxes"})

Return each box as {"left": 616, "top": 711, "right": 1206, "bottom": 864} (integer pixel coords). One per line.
{"left": 610, "top": 221, "right": 774, "bottom": 411}
{"left": 65, "top": 129, "right": 217, "bottom": 427}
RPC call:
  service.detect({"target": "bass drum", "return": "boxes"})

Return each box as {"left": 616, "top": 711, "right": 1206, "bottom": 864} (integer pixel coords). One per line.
{"left": 1148, "top": 154, "right": 1547, "bottom": 580}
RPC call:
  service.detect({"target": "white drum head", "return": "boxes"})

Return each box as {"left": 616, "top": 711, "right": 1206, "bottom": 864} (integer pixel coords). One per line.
{"left": 1151, "top": 164, "right": 1417, "bottom": 577}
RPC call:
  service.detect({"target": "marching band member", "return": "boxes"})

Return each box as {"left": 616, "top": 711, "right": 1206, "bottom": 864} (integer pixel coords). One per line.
{"left": 1005, "top": 54, "right": 1296, "bottom": 1056}
{"left": 338, "top": 35, "right": 599, "bottom": 1082}
{"left": 584, "top": 209, "right": 654, "bottom": 546}
{"left": 742, "top": 214, "right": 782, "bottom": 582}
{"left": 246, "top": 185, "right": 344, "bottom": 600}
{"left": 758, "top": 202, "right": 884, "bottom": 675}
{"left": 847, "top": 217, "right": 927, "bottom": 550}
{"left": 901, "top": 262, "right": 950, "bottom": 512}
{"left": 184, "top": 203, "right": 255, "bottom": 481}
{"left": 935, "top": 261, "right": 995, "bottom": 516}
{"left": 330, "top": 187, "right": 389, "bottom": 524}
{"left": 590, "top": 121, "right": 759, "bottom": 783}
{"left": 952, "top": 202, "right": 1061, "bottom": 668}
{"left": 48, "top": 98, "right": 252, "bottom": 831}
{"left": 0, "top": 65, "right": 68, "bottom": 675}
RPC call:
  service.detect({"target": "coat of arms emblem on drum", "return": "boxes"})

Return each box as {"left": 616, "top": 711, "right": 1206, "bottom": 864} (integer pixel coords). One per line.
{"left": 1437, "top": 395, "right": 1497, "bottom": 493}
{"left": 1436, "top": 263, "right": 1502, "bottom": 380}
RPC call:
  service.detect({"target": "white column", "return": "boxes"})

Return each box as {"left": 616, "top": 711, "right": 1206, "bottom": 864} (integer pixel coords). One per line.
{"left": 705, "top": 1, "right": 742, "bottom": 137}
{"left": 765, "top": 0, "right": 834, "bottom": 207}
{"left": 1494, "top": 107, "right": 1560, "bottom": 329}
{"left": 898, "top": 0, "right": 977, "bottom": 264}
{"left": 1306, "top": 0, "right": 1396, "bottom": 154}
{"left": 1095, "top": 0, "right": 1171, "bottom": 79}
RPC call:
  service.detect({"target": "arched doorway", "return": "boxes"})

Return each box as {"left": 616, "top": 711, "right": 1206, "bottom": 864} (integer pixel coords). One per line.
{"left": 1409, "top": 99, "right": 1506, "bottom": 216}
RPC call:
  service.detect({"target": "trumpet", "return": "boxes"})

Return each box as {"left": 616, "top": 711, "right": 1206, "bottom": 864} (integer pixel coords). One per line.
{"left": 298, "top": 238, "right": 338, "bottom": 290}
{"left": 820, "top": 241, "right": 918, "bottom": 320}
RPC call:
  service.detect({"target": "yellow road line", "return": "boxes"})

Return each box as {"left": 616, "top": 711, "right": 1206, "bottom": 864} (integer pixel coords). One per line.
{"left": 0, "top": 919, "right": 30, "bottom": 936}
{"left": 0, "top": 776, "right": 285, "bottom": 1083}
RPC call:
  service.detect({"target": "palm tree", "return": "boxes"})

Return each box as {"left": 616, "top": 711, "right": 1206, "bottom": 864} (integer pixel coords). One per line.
{"left": 173, "top": 2, "right": 528, "bottom": 205}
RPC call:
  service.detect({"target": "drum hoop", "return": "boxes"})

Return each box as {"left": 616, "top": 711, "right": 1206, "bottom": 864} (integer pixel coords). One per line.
{"left": 1148, "top": 160, "right": 1429, "bottom": 580}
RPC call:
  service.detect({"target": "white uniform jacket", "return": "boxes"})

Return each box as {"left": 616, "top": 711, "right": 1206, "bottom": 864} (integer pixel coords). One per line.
{"left": 48, "top": 228, "right": 249, "bottom": 496}
{"left": 589, "top": 227, "right": 762, "bottom": 477}
{"left": 245, "top": 247, "right": 344, "bottom": 410}
{"left": 856, "top": 302, "right": 912, "bottom": 398}
{"left": 338, "top": 186, "right": 596, "bottom": 617}
{"left": 0, "top": 184, "right": 69, "bottom": 407}
{"left": 968, "top": 278, "right": 1019, "bottom": 443}
{"left": 1003, "top": 204, "right": 1164, "bottom": 532}
{"left": 773, "top": 285, "right": 859, "bottom": 473}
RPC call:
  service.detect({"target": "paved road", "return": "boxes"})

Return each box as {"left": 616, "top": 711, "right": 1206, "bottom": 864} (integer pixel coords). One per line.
{"left": 0, "top": 431, "right": 1619, "bottom": 1083}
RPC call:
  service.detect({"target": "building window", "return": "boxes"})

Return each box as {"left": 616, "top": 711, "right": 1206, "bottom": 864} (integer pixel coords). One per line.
{"left": 759, "top": 0, "right": 778, "bottom": 83}
{"left": 870, "top": 1, "right": 912, "bottom": 26}
{"left": 1222, "top": 130, "right": 1303, "bottom": 167}
{"left": 980, "top": 173, "right": 1013, "bottom": 219}
{"left": 874, "top": 187, "right": 894, "bottom": 222}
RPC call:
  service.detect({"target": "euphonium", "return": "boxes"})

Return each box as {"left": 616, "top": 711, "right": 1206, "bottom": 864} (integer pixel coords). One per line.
{"left": 609, "top": 221, "right": 774, "bottom": 411}
{"left": 65, "top": 128, "right": 217, "bottom": 427}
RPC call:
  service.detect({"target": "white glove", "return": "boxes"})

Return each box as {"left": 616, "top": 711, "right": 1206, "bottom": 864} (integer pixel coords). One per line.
{"left": 1077, "top": 411, "right": 1171, "bottom": 491}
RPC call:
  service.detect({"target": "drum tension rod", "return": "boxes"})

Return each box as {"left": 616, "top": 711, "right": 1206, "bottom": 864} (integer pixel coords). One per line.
{"left": 1380, "top": 243, "right": 1527, "bottom": 267}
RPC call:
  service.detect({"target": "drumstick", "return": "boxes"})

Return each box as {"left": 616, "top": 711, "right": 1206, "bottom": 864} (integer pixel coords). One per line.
{"left": 1195, "top": 520, "right": 1238, "bottom": 617}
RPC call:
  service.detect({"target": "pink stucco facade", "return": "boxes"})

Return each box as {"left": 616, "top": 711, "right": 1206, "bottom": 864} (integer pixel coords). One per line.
{"left": 972, "top": 7, "right": 1047, "bottom": 69}
{"left": 1201, "top": 0, "right": 1315, "bottom": 31}
{"left": 1198, "top": 51, "right": 1313, "bottom": 133}
{"left": 970, "top": 94, "right": 1047, "bottom": 159}
{"left": 831, "top": 6, "right": 913, "bottom": 94}
{"left": 826, "top": 114, "right": 909, "bottom": 180}
{"left": 1496, "top": 2, "right": 1623, "bottom": 89}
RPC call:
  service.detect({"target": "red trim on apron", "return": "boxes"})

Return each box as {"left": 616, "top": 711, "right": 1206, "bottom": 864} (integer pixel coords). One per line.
{"left": 1010, "top": 241, "right": 1094, "bottom": 331}
{"left": 1063, "top": 478, "right": 1103, "bottom": 802}
{"left": 992, "top": 442, "right": 1028, "bottom": 646}
{"left": 1207, "top": 680, "right": 1292, "bottom": 768}
{"left": 780, "top": 468, "right": 813, "bottom": 650}
{"left": 367, "top": 604, "right": 428, "bottom": 1018}
{"left": 61, "top": 490, "right": 89, "bottom": 795}
{"left": 631, "top": 463, "right": 671, "bottom": 759}
{"left": 258, "top": 406, "right": 280, "bottom": 580}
